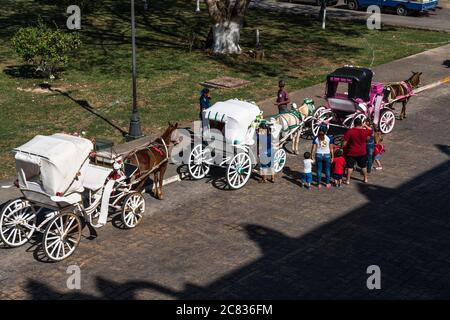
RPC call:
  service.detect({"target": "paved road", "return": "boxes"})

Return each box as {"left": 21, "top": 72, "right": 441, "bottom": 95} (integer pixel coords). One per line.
{"left": 0, "top": 80, "right": 449, "bottom": 299}
{"left": 0, "top": 45, "right": 449, "bottom": 299}
{"left": 251, "top": 0, "right": 450, "bottom": 32}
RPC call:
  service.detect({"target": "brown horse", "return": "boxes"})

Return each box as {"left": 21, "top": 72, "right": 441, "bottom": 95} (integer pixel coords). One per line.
{"left": 124, "top": 122, "right": 180, "bottom": 200}
{"left": 384, "top": 71, "right": 422, "bottom": 120}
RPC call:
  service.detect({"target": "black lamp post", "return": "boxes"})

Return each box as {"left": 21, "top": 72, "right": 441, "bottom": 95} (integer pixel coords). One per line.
{"left": 127, "top": 0, "right": 143, "bottom": 140}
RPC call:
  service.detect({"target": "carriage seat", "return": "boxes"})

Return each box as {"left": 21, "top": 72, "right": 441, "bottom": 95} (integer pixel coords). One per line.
{"left": 327, "top": 98, "right": 357, "bottom": 113}
{"left": 82, "top": 164, "right": 112, "bottom": 192}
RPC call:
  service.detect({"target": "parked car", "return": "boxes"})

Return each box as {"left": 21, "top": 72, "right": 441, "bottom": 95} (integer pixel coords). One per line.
{"left": 345, "top": 0, "right": 439, "bottom": 15}
{"left": 288, "top": 0, "right": 339, "bottom": 6}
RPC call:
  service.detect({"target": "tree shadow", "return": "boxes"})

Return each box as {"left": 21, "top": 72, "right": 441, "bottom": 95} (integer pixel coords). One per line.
{"left": 3, "top": 65, "right": 51, "bottom": 79}
{"left": 36, "top": 83, "right": 128, "bottom": 137}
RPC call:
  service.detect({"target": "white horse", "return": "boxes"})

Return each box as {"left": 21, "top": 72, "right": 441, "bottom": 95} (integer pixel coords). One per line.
{"left": 270, "top": 99, "right": 317, "bottom": 155}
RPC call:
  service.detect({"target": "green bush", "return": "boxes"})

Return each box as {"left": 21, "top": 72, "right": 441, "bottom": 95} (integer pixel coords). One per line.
{"left": 11, "top": 20, "right": 82, "bottom": 78}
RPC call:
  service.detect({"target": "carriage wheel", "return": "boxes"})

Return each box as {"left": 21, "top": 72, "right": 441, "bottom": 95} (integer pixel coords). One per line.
{"left": 188, "top": 144, "right": 211, "bottom": 180}
{"left": 313, "top": 106, "right": 327, "bottom": 118}
{"left": 226, "top": 153, "right": 252, "bottom": 190}
{"left": 0, "top": 199, "right": 36, "bottom": 247}
{"left": 311, "top": 108, "right": 332, "bottom": 136}
{"left": 43, "top": 212, "right": 81, "bottom": 261}
{"left": 273, "top": 149, "right": 287, "bottom": 173}
{"left": 351, "top": 113, "right": 367, "bottom": 128}
{"left": 121, "top": 192, "right": 145, "bottom": 229}
{"left": 379, "top": 109, "right": 396, "bottom": 134}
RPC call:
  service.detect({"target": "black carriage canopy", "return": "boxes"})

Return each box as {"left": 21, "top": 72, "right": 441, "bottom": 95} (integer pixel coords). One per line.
{"left": 326, "top": 67, "right": 373, "bottom": 101}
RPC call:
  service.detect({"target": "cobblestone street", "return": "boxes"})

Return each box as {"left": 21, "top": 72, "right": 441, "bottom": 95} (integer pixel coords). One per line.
{"left": 0, "top": 83, "right": 449, "bottom": 299}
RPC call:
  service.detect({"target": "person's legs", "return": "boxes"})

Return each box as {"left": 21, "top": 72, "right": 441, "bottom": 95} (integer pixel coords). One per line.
{"left": 358, "top": 156, "right": 368, "bottom": 183}
{"left": 366, "top": 143, "right": 374, "bottom": 174}
{"left": 324, "top": 154, "right": 331, "bottom": 186}
{"left": 315, "top": 153, "right": 323, "bottom": 186}
{"left": 373, "top": 155, "right": 382, "bottom": 169}
{"left": 346, "top": 156, "right": 355, "bottom": 184}
{"left": 279, "top": 106, "right": 289, "bottom": 114}
{"left": 305, "top": 173, "right": 312, "bottom": 189}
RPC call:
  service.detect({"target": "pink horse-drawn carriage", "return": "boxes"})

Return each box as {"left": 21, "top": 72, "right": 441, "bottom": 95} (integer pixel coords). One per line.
{"left": 311, "top": 66, "right": 398, "bottom": 136}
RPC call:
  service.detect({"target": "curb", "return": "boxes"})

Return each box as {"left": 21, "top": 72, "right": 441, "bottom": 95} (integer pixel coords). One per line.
{"left": 414, "top": 76, "right": 450, "bottom": 94}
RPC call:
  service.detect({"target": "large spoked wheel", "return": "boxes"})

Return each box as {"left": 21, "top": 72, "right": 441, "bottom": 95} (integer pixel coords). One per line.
{"left": 188, "top": 144, "right": 211, "bottom": 180}
{"left": 347, "top": 0, "right": 359, "bottom": 10}
{"left": 43, "top": 212, "right": 81, "bottom": 261}
{"left": 379, "top": 109, "right": 396, "bottom": 134}
{"left": 121, "top": 192, "right": 145, "bottom": 229}
{"left": 273, "top": 149, "right": 287, "bottom": 173}
{"left": 226, "top": 152, "right": 252, "bottom": 190}
{"left": 351, "top": 113, "right": 367, "bottom": 128}
{"left": 311, "top": 108, "right": 332, "bottom": 136}
{"left": 0, "top": 199, "right": 36, "bottom": 247}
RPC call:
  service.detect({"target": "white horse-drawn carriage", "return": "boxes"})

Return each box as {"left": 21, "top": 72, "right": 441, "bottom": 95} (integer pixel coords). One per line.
{"left": 188, "top": 99, "right": 287, "bottom": 189}
{"left": 0, "top": 133, "right": 145, "bottom": 261}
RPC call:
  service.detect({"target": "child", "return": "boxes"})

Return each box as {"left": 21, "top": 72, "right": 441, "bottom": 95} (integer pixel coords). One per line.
{"left": 373, "top": 133, "right": 385, "bottom": 170}
{"left": 301, "top": 152, "right": 314, "bottom": 189}
{"left": 332, "top": 148, "right": 346, "bottom": 187}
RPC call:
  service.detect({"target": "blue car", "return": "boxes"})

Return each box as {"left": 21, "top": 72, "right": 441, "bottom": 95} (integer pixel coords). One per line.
{"left": 345, "top": 0, "right": 439, "bottom": 15}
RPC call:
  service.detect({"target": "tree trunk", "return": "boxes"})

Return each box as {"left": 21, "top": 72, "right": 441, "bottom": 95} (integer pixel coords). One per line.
{"left": 205, "top": 0, "right": 251, "bottom": 54}
{"left": 212, "top": 20, "right": 242, "bottom": 54}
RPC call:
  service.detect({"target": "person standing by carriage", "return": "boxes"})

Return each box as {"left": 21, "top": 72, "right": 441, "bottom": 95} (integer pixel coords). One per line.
{"left": 365, "top": 119, "right": 376, "bottom": 174}
{"left": 343, "top": 118, "right": 373, "bottom": 184}
{"left": 274, "top": 80, "right": 290, "bottom": 114}
{"left": 199, "top": 88, "right": 212, "bottom": 137}
{"left": 258, "top": 122, "right": 276, "bottom": 183}
{"left": 199, "top": 88, "right": 212, "bottom": 122}
{"left": 311, "top": 126, "right": 334, "bottom": 189}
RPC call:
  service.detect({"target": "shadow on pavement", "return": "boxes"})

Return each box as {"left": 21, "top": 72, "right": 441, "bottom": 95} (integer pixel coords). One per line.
{"left": 23, "top": 144, "right": 450, "bottom": 299}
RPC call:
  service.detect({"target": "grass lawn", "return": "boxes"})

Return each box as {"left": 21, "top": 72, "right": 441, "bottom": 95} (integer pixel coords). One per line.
{"left": 0, "top": 0, "right": 449, "bottom": 178}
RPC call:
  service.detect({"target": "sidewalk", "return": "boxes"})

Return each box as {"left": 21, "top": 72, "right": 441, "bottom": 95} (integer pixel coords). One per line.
{"left": 1, "top": 44, "right": 449, "bottom": 204}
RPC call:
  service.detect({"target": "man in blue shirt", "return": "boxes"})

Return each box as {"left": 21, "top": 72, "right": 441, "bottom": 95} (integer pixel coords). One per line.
{"left": 199, "top": 88, "right": 211, "bottom": 124}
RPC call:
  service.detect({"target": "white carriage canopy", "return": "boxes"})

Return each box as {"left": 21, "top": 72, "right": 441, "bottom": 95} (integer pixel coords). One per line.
{"left": 203, "top": 99, "right": 261, "bottom": 145}
{"left": 13, "top": 133, "right": 94, "bottom": 196}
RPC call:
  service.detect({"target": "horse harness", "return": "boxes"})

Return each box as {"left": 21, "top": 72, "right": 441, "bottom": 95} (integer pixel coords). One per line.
{"left": 126, "top": 137, "right": 170, "bottom": 179}
{"left": 384, "top": 81, "right": 415, "bottom": 102}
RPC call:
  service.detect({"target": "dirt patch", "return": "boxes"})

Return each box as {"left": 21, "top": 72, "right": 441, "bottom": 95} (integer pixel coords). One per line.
{"left": 16, "top": 83, "right": 91, "bottom": 94}
{"left": 201, "top": 76, "right": 250, "bottom": 89}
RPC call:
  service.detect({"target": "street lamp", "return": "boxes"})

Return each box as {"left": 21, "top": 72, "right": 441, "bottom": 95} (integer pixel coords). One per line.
{"left": 127, "top": 0, "right": 143, "bottom": 140}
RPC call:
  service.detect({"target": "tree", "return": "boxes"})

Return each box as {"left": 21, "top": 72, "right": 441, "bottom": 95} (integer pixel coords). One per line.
{"left": 204, "top": 0, "right": 251, "bottom": 54}
{"left": 11, "top": 19, "right": 81, "bottom": 78}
